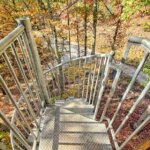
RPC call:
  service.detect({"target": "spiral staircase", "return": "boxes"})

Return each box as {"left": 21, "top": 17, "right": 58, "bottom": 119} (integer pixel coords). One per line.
{"left": 0, "top": 18, "right": 150, "bottom": 150}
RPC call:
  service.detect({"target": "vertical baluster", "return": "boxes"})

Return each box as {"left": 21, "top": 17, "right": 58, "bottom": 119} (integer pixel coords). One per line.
{"left": 19, "top": 34, "right": 41, "bottom": 104}
{"left": 100, "top": 69, "right": 121, "bottom": 122}
{"left": 93, "top": 57, "right": 107, "bottom": 106}
{"left": 14, "top": 141, "right": 24, "bottom": 150}
{"left": 2, "top": 52, "right": 39, "bottom": 126}
{"left": 11, "top": 44, "right": 39, "bottom": 113}
{"left": 70, "top": 61, "right": 73, "bottom": 97}
{"left": 50, "top": 71, "right": 57, "bottom": 100}
{"left": 63, "top": 65, "right": 66, "bottom": 94}
{"left": 78, "top": 59, "right": 81, "bottom": 97}
{"left": 56, "top": 67, "right": 62, "bottom": 98}
{"left": 22, "top": 32, "right": 45, "bottom": 103}
{"left": 45, "top": 73, "right": 52, "bottom": 100}
{"left": 67, "top": 63, "right": 71, "bottom": 96}
{"left": 0, "top": 112, "right": 32, "bottom": 150}
{"left": 89, "top": 57, "right": 97, "bottom": 104}
{"left": 73, "top": 60, "right": 76, "bottom": 97}
{"left": 92, "top": 57, "right": 103, "bottom": 104}
{"left": 119, "top": 115, "right": 150, "bottom": 150}
{"left": 19, "top": 18, "right": 50, "bottom": 104}
{"left": 108, "top": 51, "right": 149, "bottom": 129}
{"left": 82, "top": 58, "right": 87, "bottom": 100}
{"left": 61, "top": 38, "right": 66, "bottom": 61}
{"left": 47, "top": 72, "right": 54, "bottom": 101}
{"left": 94, "top": 53, "right": 113, "bottom": 119}
{"left": 19, "top": 102, "right": 31, "bottom": 120}
{"left": 86, "top": 59, "right": 92, "bottom": 102}
{"left": 11, "top": 93, "right": 32, "bottom": 126}
{"left": 0, "top": 75, "right": 36, "bottom": 139}
{"left": 52, "top": 68, "right": 61, "bottom": 98}
{"left": 15, "top": 114, "right": 29, "bottom": 136}
{"left": 115, "top": 81, "right": 150, "bottom": 135}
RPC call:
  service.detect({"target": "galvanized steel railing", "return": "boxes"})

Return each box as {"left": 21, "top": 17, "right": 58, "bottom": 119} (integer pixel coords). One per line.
{"left": 44, "top": 36, "right": 150, "bottom": 150}
{"left": 101, "top": 37, "right": 150, "bottom": 150}
{"left": 44, "top": 53, "right": 113, "bottom": 103}
{"left": 0, "top": 18, "right": 50, "bottom": 150}
{"left": 0, "top": 17, "right": 149, "bottom": 150}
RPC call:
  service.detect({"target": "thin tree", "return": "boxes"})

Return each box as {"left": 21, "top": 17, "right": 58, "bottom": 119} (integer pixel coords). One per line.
{"left": 91, "top": 0, "right": 98, "bottom": 55}
{"left": 67, "top": 0, "right": 71, "bottom": 59}
{"left": 111, "top": 1, "right": 123, "bottom": 51}
{"left": 84, "top": 0, "right": 88, "bottom": 56}
{"left": 52, "top": 26, "right": 64, "bottom": 92}
{"left": 75, "top": 3, "right": 80, "bottom": 57}
{"left": 111, "top": 1, "right": 123, "bottom": 77}
{"left": 76, "top": 18, "right": 80, "bottom": 57}
{"left": 46, "top": 0, "right": 52, "bottom": 18}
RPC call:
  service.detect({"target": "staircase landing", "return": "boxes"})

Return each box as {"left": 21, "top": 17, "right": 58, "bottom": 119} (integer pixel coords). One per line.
{"left": 39, "top": 99, "right": 112, "bottom": 150}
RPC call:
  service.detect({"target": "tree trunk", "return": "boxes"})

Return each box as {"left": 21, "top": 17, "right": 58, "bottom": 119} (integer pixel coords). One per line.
{"left": 53, "top": 26, "right": 64, "bottom": 93}
{"left": 84, "top": 0, "right": 88, "bottom": 56}
{"left": 46, "top": 0, "right": 52, "bottom": 17}
{"left": 77, "top": 21, "right": 80, "bottom": 57}
{"left": 91, "top": 0, "right": 98, "bottom": 55}
{"left": 111, "top": 2, "right": 123, "bottom": 51}
{"left": 67, "top": 0, "right": 71, "bottom": 59}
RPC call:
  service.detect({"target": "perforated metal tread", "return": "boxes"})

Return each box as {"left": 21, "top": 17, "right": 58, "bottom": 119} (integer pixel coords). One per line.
{"left": 39, "top": 99, "right": 112, "bottom": 150}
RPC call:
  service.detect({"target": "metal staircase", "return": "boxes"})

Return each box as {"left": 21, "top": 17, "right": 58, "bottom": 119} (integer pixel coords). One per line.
{"left": 0, "top": 18, "right": 150, "bottom": 150}
{"left": 39, "top": 99, "right": 112, "bottom": 150}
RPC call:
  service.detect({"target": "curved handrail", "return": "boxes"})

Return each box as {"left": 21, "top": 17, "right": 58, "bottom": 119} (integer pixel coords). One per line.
{"left": 127, "top": 36, "right": 150, "bottom": 51}
{"left": 44, "top": 52, "right": 114, "bottom": 75}
{"left": 121, "top": 36, "right": 150, "bottom": 63}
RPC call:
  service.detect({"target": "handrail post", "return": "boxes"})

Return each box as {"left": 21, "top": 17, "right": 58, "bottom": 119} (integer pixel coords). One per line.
{"left": 18, "top": 17, "right": 50, "bottom": 104}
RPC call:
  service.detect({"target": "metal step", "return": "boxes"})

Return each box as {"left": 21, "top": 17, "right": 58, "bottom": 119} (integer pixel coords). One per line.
{"left": 39, "top": 99, "right": 112, "bottom": 150}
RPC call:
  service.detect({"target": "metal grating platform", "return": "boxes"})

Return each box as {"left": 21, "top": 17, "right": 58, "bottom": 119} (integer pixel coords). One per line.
{"left": 39, "top": 99, "right": 112, "bottom": 150}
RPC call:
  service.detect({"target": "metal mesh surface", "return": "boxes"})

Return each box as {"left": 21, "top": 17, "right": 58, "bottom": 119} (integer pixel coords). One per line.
{"left": 39, "top": 99, "right": 112, "bottom": 150}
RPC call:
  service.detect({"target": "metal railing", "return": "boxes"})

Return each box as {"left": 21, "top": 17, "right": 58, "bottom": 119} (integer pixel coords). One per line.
{"left": 44, "top": 36, "right": 150, "bottom": 150}
{"left": 0, "top": 18, "right": 50, "bottom": 150}
{"left": 104, "top": 37, "right": 150, "bottom": 150}
{"left": 43, "top": 38, "right": 150, "bottom": 150}
{"left": 0, "top": 17, "right": 149, "bottom": 150}
{"left": 44, "top": 53, "right": 113, "bottom": 103}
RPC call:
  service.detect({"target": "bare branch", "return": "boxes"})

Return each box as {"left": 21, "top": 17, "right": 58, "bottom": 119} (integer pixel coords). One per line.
{"left": 58, "top": 0, "right": 80, "bottom": 17}
{"left": 102, "top": 0, "right": 114, "bottom": 16}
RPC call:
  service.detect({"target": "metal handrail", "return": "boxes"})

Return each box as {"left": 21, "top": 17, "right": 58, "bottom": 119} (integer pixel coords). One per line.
{"left": 44, "top": 53, "right": 112, "bottom": 100}
{"left": 128, "top": 36, "right": 150, "bottom": 50}
{"left": 0, "top": 18, "right": 46, "bottom": 150}
{"left": 44, "top": 53, "right": 113, "bottom": 74}
{"left": 0, "top": 25, "right": 24, "bottom": 54}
